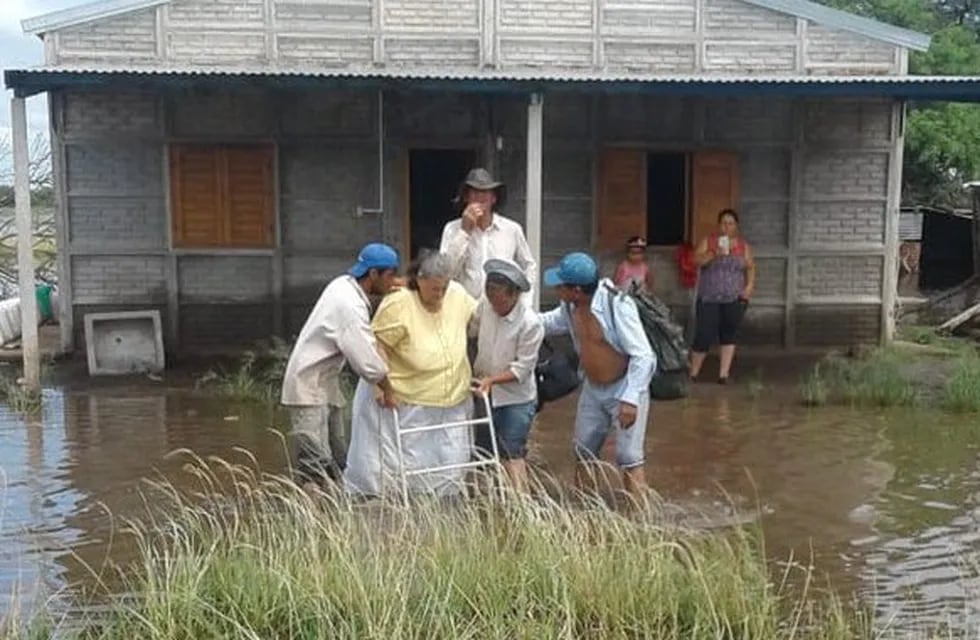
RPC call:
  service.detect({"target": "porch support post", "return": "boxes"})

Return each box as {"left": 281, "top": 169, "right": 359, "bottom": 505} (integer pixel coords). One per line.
{"left": 525, "top": 92, "right": 543, "bottom": 310}
{"left": 881, "top": 100, "right": 905, "bottom": 345}
{"left": 11, "top": 96, "right": 40, "bottom": 390}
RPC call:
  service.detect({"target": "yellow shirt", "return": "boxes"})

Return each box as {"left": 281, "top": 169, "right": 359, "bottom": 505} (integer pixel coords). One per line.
{"left": 372, "top": 281, "right": 478, "bottom": 407}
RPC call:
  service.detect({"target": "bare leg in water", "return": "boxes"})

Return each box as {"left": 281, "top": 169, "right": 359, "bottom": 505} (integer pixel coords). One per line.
{"left": 503, "top": 459, "right": 529, "bottom": 493}
{"left": 689, "top": 351, "right": 708, "bottom": 378}
{"left": 718, "top": 344, "right": 736, "bottom": 380}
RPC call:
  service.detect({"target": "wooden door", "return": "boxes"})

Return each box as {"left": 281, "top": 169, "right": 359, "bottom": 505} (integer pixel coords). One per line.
{"left": 690, "top": 151, "right": 740, "bottom": 246}
{"left": 597, "top": 148, "right": 646, "bottom": 252}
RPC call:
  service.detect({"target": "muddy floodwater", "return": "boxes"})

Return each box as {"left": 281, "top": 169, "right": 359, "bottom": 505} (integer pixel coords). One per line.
{"left": 2, "top": 356, "right": 979, "bottom": 635}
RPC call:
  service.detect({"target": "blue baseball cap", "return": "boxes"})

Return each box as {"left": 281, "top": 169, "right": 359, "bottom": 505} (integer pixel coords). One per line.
{"left": 543, "top": 252, "right": 598, "bottom": 287}
{"left": 349, "top": 243, "right": 400, "bottom": 278}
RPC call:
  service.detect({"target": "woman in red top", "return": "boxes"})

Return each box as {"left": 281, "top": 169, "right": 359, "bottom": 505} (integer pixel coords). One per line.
{"left": 689, "top": 209, "right": 756, "bottom": 384}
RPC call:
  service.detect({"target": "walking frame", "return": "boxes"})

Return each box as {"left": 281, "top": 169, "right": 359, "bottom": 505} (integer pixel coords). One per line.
{"left": 391, "top": 384, "right": 505, "bottom": 506}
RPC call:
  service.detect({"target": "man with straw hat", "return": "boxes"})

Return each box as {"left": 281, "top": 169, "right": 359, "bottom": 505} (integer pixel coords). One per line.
{"left": 439, "top": 167, "right": 537, "bottom": 301}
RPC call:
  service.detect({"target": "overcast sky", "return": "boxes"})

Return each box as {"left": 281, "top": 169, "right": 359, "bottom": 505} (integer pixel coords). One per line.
{"left": 1, "top": 0, "right": 78, "bottom": 138}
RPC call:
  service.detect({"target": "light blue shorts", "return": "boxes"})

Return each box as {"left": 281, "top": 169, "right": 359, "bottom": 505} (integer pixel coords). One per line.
{"left": 573, "top": 378, "right": 650, "bottom": 469}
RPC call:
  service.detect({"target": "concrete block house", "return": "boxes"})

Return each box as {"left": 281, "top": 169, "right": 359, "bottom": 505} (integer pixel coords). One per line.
{"left": 6, "top": 0, "right": 980, "bottom": 355}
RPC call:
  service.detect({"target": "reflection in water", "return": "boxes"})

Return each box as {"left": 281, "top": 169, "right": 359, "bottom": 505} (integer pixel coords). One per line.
{"left": 0, "top": 378, "right": 978, "bottom": 635}
{"left": 0, "top": 385, "right": 288, "bottom": 616}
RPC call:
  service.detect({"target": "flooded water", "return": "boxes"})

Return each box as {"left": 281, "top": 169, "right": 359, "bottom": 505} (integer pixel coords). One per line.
{"left": 1, "top": 359, "right": 979, "bottom": 635}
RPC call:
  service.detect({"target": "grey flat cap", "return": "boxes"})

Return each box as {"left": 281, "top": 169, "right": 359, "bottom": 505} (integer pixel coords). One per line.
{"left": 484, "top": 258, "right": 530, "bottom": 292}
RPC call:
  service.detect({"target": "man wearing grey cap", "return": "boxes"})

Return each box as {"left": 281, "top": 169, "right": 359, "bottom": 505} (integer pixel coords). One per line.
{"left": 470, "top": 258, "right": 545, "bottom": 492}
{"left": 440, "top": 168, "right": 537, "bottom": 301}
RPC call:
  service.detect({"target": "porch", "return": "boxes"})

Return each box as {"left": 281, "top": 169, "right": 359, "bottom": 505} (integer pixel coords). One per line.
{"left": 7, "top": 70, "right": 980, "bottom": 357}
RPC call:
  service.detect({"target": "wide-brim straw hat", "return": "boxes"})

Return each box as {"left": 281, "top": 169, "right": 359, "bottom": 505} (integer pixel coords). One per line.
{"left": 455, "top": 167, "right": 507, "bottom": 210}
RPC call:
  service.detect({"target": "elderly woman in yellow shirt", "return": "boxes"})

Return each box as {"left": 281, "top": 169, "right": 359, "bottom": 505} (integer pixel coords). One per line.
{"left": 344, "top": 251, "right": 479, "bottom": 498}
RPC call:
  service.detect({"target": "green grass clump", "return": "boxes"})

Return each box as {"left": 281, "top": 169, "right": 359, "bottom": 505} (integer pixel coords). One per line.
{"left": 5, "top": 455, "right": 873, "bottom": 640}
{"left": 0, "top": 373, "right": 42, "bottom": 414}
{"left": 800, "top": 349, "right": 919, "bottom": 409}
{"left": 194, "top": 338, "right": 292, "bottom": 404}
{"left": 942, "top": 351, "right": 980, "bottom": 413}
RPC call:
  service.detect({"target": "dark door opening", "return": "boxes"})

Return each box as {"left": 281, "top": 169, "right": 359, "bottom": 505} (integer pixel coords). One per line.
{"left": 646, "top": 152, "right": 688, "bottom": 246}
{"left": 409, "top": 149, "right": 476, "bottom": 260}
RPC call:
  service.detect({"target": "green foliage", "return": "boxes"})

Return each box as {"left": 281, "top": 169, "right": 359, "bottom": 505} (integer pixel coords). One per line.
{"left": 819, "top": 0, "right": 980, "bottom": 207}
{"left": 800, "top": 350, "right": 921, "bottom": 408}
{"left": 195, "top": 337, "right": 292, "bottom": 404}
{"left": 943, "top": 350, "right": 980, "bottom": 411}
{"left": 0, "top": 372, "right": 42, "bottom": 414}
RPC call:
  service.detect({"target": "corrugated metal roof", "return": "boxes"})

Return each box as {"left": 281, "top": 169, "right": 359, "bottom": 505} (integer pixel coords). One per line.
{"left": 6, "top": 66, "right": 980, "bottom": 100}
{"left": 22, "top": 0, "right": 168, "bottom": 36}
{"left": 8, "top": 65, "right": 980, "bottom": 83}
{"left": 899, "top": 210, "right": 924, "bottom": 241}
{"left": 743, "top": 0, "right": 930, "bottom": 51}
{"left": 21, "top": 0, "right": 930, "bottom": 53}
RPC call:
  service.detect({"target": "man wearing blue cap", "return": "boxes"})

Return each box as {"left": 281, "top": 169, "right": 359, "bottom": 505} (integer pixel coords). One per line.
{"left": 281, "top": 243, "right": 400, "bottom": 492}
{"left": 539, "top": 252, "right": 656, "bottom": 497}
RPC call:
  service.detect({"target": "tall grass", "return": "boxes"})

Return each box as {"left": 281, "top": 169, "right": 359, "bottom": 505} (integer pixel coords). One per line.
{"left": 195, "top": 338, "right": 292, "bottom": 404}
{"left": 799, "top": 350, "right": 918, "bottom": 409}
{"left": 0, "top": 373, "right": 42, "bottom": 414}
{"left": 943, "top": 351, "right": 980, "bottom": 413}
{"left": 7, "top": 454, "right": 871, "bottom": 639}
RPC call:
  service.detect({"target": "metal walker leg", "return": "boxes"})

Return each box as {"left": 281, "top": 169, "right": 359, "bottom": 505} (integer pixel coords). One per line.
{"left": 391, "top": 386, "right": 505, "bottom": 506}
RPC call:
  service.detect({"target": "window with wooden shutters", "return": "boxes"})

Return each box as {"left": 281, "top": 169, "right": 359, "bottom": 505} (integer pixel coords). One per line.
{"left": 170, "top": 144, "right": 275, "bottom": 248}
{"left": 598, "top": 148, "right": 647, "bottom": 252}
{"left": 596, "top": 148, "right": 740, "bottom": 250}
{"left": 690, "top": 151, "right": 740, "bottom": 247}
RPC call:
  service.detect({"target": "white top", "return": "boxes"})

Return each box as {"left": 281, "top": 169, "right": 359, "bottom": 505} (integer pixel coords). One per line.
{"left": 471, "top": 297, "right": 545, "bottom": 408}
{"left": 280, "top": 275, "right": 387, "bottom": 407}
{"left": 439, "top": 213, "right": 537, "bottom": 301}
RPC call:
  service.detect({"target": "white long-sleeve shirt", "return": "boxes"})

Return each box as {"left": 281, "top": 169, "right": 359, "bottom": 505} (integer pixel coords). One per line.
{"left": 471, "top": 297, "right": 545, "bottom": 407}
{"left": 538, "top": 280, "right": 656, "bottom": 407}
{"left": 281, "top": 275, "right": 387, "bottom": 407}
{"left": 439, "top": 213, "right": 537, "bottom": 301}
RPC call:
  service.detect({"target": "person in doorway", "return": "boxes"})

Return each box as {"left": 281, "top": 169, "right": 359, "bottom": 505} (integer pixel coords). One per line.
{"left": 344, "top": 251, "right": 479, "bottom": 498}
{"left": 439, "top": 168, "right": 537, "bottom": 300}
{"left": 280, "top": 243, "right": 400, "bottom": 492}
{"left": 689, "top": 208, "right": 756, "bottom": 384}
{"left": 471, "top": 258, "right": 545, "bottom": 493}
{"left": 614, "top": 236, "right": 654, "bottom": 293}
{"left": 539, "top": 252, "right": 656, "bottom": 498}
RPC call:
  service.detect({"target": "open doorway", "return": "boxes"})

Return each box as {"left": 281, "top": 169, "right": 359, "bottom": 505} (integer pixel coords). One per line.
{"left": 408, "top": 149, "right": 475, "bottom": 260}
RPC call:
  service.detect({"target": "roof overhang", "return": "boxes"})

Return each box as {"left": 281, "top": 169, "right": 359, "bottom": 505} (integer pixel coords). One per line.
{"left": 742, "top": 0, "right": 930, "bottom": 51}
{"left": 22, "top": 0, "right": 169, "bottom": 36}
{"left": 6, "top": 67, "right": 980, "bottom": 102}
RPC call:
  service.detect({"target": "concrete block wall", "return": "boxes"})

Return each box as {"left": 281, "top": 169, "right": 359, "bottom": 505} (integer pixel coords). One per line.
{"left": 46, "top": 0, "right": 904, "bottom": 76}
{"left": 54, "top": 86, "right": 896, "bottom": 352}
{"left": 496, "top": 93, "right": 893, "bottom": 346}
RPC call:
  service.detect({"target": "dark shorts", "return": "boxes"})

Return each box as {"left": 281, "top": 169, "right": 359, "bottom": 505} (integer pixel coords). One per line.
{"left": 475, "top": 401, "right": 536, "bottom": 460}
{"left": 692, "top": 299, "right": 748, "bottom": 352}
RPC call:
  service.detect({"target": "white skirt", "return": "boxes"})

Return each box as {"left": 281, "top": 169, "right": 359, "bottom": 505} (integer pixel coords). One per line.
{"left": 343, "top": 379, "right": 473, "bottom": 498}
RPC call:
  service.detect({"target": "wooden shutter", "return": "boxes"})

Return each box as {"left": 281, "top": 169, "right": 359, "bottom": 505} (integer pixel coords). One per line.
{"left": 225, "top": 145, "right": 274, "bottom": 247}
{"left": 170, "top": 145, "right": 223, "bottom": 247}
{"left": 690, "top": 151, "right": 740, "bottom": 246}
{"left": 170, "top": 144, "right": 275, "bottom": 248}
{"left": 597, "top": 148, "right": 646, "bottom": 252}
